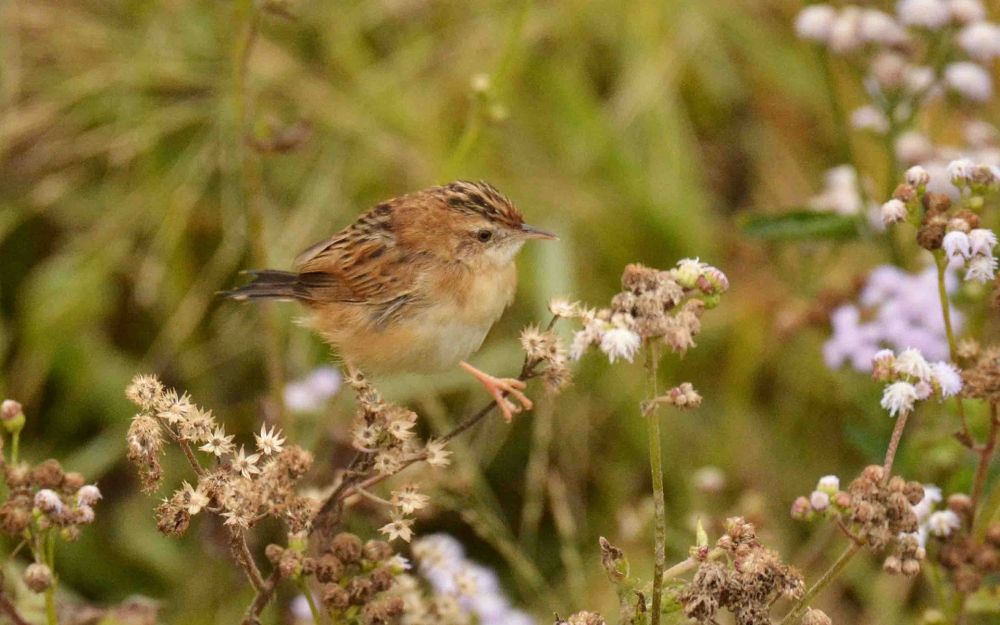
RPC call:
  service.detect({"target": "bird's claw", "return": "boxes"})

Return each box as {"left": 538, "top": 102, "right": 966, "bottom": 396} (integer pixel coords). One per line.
{"left": 460, "top": 362, "right": 533, "bottom": 423}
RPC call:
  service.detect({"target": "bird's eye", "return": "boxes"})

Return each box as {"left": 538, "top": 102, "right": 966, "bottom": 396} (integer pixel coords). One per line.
{"left": 476, "top": 230, "right": 493, "bottom": 242}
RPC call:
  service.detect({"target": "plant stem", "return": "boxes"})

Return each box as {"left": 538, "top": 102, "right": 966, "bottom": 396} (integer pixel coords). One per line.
{"left": 44, "top": 587, "right": 55, "bottom": 625}
{"left": 935, "top": 254, "right": 973, "bottom": 445}
{"left": 883, "top": 408, "right": 910, "bottom": 475}
{"left": 645, "top": 344, "right": 665, "bottom": 625}
{"left": 441, "top": 0, "right": 531, "bottom": 179}
{"left": 661, "top": 548, "right": 725, "bottom": 582}
{"left": 780, "top": 542, "right": 861, "bottom": 625}
{"left": 11, "top": 432, "right": 19, "bottom": 465}
{"left": 241, "top": 569, "right": 282, "bottom": 625}
{"left": 296, "top": 576, "right": 322, "bottom": 624}
{"left": 971, "top": 403, "right": 1000, "bottom": 531}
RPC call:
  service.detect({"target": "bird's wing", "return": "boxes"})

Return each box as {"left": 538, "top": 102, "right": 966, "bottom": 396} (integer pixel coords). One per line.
{"left": 293, "top": 206, "right": 427, "bottom": 324}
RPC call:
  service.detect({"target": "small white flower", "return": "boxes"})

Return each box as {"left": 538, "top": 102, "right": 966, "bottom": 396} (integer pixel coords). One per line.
{"left": 904, "top": 65, "right": 937, "bottom": 94}
{"left": 945, "top": 62, "right": 994, "bottom": 101}
{"left": 810, "top": 490, "right": 831, "bottom": 512}
{"left": 894, "top": 348, "right": 934, "bottom": 380}
{"left": 34, "top": 489, "right": 62, "bottom": 514}
{"left": 930, "top": 361, "right": 963, "bottom": 398}
{"left": 905, "top": 165, "right": 931, "bottom": 187}
{"left": 795, "top": 4, "right": 838, "bottom": 41}
{"left": 881, "top": 199, "right": 908, "bottom": 226}
{"left": 230, "top": 445, "right": 261, "bottom": 479}
{"left": 75, "top": 505, "right": 95, "bottom": 524}
{"left": 958, "top": 21, "right": 1000, "bottom": 61}
{"left": 897, "top": 0, "right": 951, "bottom": 29}
{"left": 380, "top": 513, "right": 415, "bottom": 543}
{"left": 861, "top": 9, "right": 909, "bottom": 44}
{"left": 915, "top": 380, "right": 934, "bottom": 400}
{"left": 895, "top": 132, "right": 934, "bottom": 164}
{"left": 548, "top": 297, "right": 578, "bottom": 318}
{"left": 829, "top": 8, "right": 865, "bottom": 53}
{"left": 599, "top": 328, "right": 642, "bottom": 364}
{"left": 200, "top": 426, "right": 235, "bottom": 457}
{"left": 181, "top": 481, "right": 210, "bottom": 515}
{"left": 674, "top": 257, "right": 707, "bottom": 288}
{"left": 425, "top": 440, "right": 453, "bottom": 468}
{"left": 76, "top": 485, "right": 102, "bottom": 507}
{"left": 850, "top": 105, "right": 889, "bottom": 134}
{"left": 968, "top": 228, "right": 998, "bottom": 257}
{"left": 881, "top": 381, "right": 919, "bottom": 416}
{"left": 817, "top": 475, "right": 840, "bottom": 494}
{"left": 387, "top": 554, "right": 411, "bottom": 572}
{"left": 254, "top": 424, "right": 285, "bottom": 455}
{"left": 950, "top": 0, "right": 986, "bottom": 24}
{"left": 947, "top": 158, "right": 977, "bottom": 184}
{"left": 965, "top": 254, "right": 998, "bottom": 283}
{"left": 927, "top": 509, "right": 961, "bottom": 536}
{"left": 943, "top": 230, "right": 972, "bottom": 261}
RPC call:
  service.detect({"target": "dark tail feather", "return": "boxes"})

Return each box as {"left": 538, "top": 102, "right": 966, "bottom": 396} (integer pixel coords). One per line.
{"left": 220, "top": 270, "right": 302, "bottom": 301}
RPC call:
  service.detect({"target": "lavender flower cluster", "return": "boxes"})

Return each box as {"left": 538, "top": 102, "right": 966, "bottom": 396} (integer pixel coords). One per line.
{"left": 412, "top": 534, "right": 535, "bottom": 625}
{"left": 824, "top": 265, "right": 960, "bottom": 371}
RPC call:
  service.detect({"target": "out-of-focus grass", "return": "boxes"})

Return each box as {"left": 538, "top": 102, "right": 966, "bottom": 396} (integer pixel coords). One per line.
{"left": 0, "top": 0, "right": 946, "bottom": 622}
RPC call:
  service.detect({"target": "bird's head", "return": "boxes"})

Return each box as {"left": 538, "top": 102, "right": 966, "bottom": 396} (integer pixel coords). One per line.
{"left": 420, "top": 180, "right": 557, "bottom": 267}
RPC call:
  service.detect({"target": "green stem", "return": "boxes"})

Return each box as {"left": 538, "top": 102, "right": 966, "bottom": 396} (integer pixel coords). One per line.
{"left": 295, "top": 576, "right": 321, "bottom": 624}
{"left": 936, "top": 253, "right": 973, "bottom": 445}
{"left": 11, "top": 431, "right": 19, "bottom": 465}
{"left": 780, "top": 542, "right": 861, "bottom": 625}
{"left": 971, "top": 403, "right": 1000, "bottom": 532}
{"left": 645, "top": 344, "right": 665, "bottom": 625}
{"left": 441, "top": 0, "right": 531, "bottom": 179}
{"left": 44, "top": 587, "right": 55, "bottom": 625}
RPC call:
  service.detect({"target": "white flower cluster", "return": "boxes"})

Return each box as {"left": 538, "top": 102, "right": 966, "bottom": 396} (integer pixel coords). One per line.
{"left": 283, "top": 366, "right": 341, "bottom": 413}
{"left": 796, "top": 1, "right": 1000, "bottom": 102}
{"left": 943, "top": 226, "right": 999, "bottom": 284}
{"left": 824, "top": 265, "right": 961, "bottom": 371}
{"left": 873, "top": 348, "right": 963, "bottom": 417}
{"left": 808, "top": 165, "right": 868, "bottom": 216}
{"left": 412, "top": 534, "right": 535, "bottom": 625}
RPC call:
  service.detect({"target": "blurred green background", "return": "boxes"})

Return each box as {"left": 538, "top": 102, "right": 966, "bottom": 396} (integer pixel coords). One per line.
{"left": 0, "top": 0, "right": 985, "bottom": 623}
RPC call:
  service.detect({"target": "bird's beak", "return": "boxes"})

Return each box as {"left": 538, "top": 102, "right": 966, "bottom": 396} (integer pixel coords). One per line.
{"left": 519, "top": 223, "right": 559, "bottom": 241}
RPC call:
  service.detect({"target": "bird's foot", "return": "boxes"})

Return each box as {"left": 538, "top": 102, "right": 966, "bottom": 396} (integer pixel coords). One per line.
{"left": 459, "top": 362, "right": 533, "bottom": 423}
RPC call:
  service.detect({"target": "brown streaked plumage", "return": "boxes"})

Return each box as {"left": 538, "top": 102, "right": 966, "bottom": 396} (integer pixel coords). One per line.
{"left": 224, "top": 181, "right": 557, "bottom": 420}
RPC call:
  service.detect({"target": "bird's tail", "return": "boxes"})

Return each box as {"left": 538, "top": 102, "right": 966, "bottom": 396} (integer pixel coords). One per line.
{"left": 220, "top": 270, "right": 303, "bottom": 301}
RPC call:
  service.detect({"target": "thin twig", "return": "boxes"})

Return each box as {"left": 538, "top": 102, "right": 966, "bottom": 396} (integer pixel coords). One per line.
{"left": 645, "top": 344, "right": 665, "bottom": 625}
{"left": 779, "top": 542, "right": 862, "bottom": 625}
{"left": 241, "top": 569, "right": 282, "bottom": 625}
{"left": 232, "top": 532, "right": 266, "bottom": 592}
{"left": 883, "top": 408, "right": 910, "bottom": 475}
{"left": 971, "top": 402, "right": 1000, "bottom": 530}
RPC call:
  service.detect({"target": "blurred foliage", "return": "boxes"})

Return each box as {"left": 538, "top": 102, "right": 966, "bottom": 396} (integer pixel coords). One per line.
{"left": 0, "top": 0, "right": 970, "bottom": 623}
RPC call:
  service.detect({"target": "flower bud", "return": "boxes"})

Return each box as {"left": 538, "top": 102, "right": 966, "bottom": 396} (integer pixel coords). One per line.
{"left": 24, "top": 563, "right": 53, "bottom": 593}
{"left": 905, "top": 165, "right": 931, "bottom": 187}
{"left": 0, "top": 400, "right": 25, "bottom": 435}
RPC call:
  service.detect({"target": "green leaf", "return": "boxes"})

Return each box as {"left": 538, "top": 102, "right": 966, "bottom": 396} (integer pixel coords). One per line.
{"left": 741, "top": 210, "right": 860, "bottom": 241}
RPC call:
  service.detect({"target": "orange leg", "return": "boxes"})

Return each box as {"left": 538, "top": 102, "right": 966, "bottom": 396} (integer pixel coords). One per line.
{"left": 459, "top": 362, "right": 533, "bottom": 423}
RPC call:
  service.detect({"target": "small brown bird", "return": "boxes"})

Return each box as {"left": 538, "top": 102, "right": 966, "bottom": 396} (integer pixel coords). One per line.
{"left": 225, "top": 181, "right": 557, "bottom": 421}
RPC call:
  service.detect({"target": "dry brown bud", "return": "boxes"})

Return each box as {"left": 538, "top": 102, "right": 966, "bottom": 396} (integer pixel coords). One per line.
{"left": 24, "top": 563, "right": 53, "bottom": 593}
{"left": 322, "top": 584, "right": 350, "bottom": 611}
{"left": 332, "top": 533, "right": 363, "bottom": 564}
{"left": 315, "top": 554, "right": 344, "bottom": 584}
{"left": 363, "top": 540, "right": 394, "bottom": 563}
{"left": 893, "top": 184, "right": 917, "bottom": 203}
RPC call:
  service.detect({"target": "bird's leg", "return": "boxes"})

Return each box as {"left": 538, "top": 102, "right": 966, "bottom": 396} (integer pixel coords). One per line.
{"left": 459, "top": 361, "right": 533, "bottom": 423}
